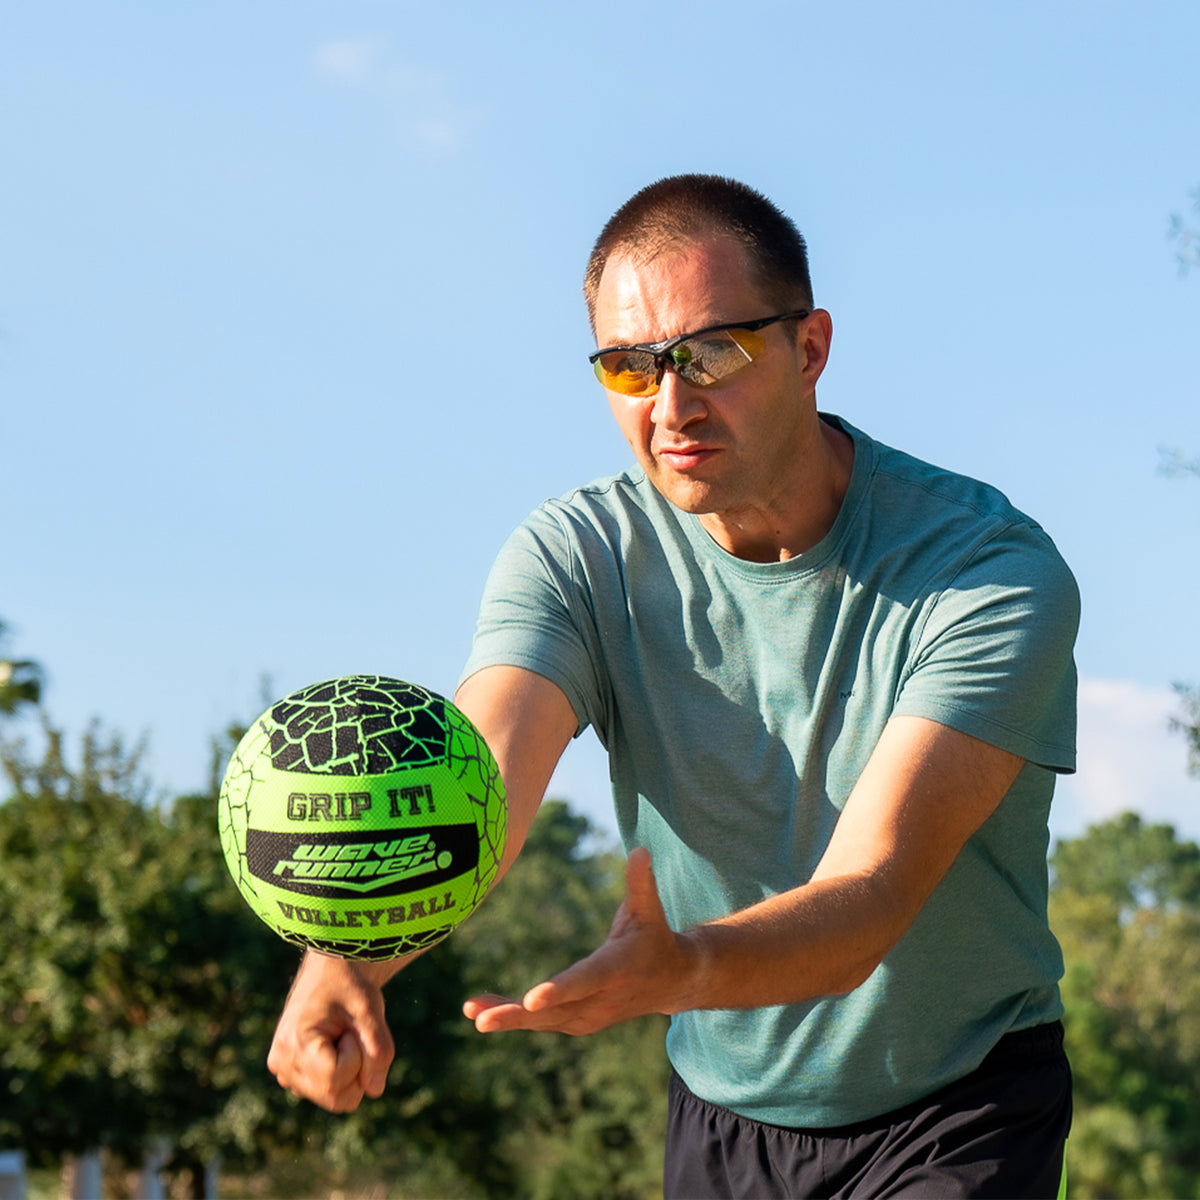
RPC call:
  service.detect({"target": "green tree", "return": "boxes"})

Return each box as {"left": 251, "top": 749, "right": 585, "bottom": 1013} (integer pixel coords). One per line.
{"left": 0, "top": 620, "right": 43, "bottom": 718}
{"left": 0, "top": 720, "right": 308, "bottom": 1183}
{"left": 1050, "top": 814, "right": 1200, "bottom": 1198}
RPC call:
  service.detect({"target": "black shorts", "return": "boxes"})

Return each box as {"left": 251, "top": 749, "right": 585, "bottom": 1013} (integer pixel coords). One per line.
{"left": 664, "top": 1021, "right": 1071, "bottom": 1199}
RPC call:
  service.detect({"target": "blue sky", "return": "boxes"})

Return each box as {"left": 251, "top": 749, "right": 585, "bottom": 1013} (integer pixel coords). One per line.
{"left": 3, "top": 1, "right": 1199, "bottom": 845}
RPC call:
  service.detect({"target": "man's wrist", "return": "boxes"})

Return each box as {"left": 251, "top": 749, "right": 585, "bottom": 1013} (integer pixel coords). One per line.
{"left": 670, "top": 927, "right": 713, "bottom": 1014}
{"left": 306, "top": 948, "right": 412, "bottom": 989}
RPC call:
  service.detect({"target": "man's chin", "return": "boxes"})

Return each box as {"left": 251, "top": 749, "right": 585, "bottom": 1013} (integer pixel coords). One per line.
{"left": 645, "top": 472, "right": 724, "bottom": 516}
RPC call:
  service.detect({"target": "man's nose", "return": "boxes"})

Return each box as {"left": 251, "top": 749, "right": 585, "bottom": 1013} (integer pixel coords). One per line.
{"left": 650, "top": 369, "right": 706, "bottom": 430}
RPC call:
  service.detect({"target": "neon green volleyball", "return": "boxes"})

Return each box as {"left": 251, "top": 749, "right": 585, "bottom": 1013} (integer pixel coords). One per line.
{"left": 218, "top": 675, "right": 506, "bottom": 960}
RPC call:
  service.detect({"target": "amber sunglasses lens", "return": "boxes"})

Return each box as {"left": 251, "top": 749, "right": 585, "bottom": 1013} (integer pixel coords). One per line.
{"left": 593, "top": 350, "right": 660, "bottom": 397}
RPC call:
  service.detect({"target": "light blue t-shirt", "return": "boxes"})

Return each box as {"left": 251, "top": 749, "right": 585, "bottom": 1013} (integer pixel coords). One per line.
{"left": 462, "top": 415, "right": 1079, "bottom": 1127}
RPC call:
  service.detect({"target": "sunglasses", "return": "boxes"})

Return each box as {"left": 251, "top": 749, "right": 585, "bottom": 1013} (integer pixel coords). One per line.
{"left": 589, "top": 310, "right": 810, "bottom": 398}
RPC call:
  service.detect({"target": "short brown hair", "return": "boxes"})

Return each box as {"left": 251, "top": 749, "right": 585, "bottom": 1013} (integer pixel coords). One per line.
{"left": 583, "top": 174, "right": 814, "bottom": 330}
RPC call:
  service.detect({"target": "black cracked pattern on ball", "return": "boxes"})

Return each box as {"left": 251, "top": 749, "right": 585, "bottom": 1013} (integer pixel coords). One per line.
{"left": 268, "top": 675, "right": 446, "bottom": 775}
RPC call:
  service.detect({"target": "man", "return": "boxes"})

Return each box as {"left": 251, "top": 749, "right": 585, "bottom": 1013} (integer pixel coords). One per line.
{"left": 268, "top": 175, "right": 1078, "bottom": 1197}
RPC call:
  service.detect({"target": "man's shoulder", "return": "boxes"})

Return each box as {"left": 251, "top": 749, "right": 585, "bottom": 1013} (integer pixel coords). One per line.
{"left": 544, "top": 466, "right": 652, "bottom": 510}
{"left": 528, "top": 466, "right": 677, "bottom": 539}
{"left": 841, "top": 421, "right": 1024, "bottom": 523}
{"left": 831, "top": 415, "right": 1075, "bottom": 600}
{"left": 833, "top": 416, "right": 1052, "bottom": 545}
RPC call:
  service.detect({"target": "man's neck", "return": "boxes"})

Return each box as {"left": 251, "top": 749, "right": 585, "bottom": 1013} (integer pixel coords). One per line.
{"left": 698, "top": 419, "right": 856, "bottom": 563}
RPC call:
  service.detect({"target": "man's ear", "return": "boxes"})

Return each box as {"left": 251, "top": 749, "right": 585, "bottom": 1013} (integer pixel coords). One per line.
{"left": 798, "top": 309, "right": 833, "bottom": 387}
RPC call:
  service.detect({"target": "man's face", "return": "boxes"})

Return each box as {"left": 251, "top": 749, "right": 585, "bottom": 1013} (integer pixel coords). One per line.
{"left": 592, "top": 235, "right": 828, "bottom": 526}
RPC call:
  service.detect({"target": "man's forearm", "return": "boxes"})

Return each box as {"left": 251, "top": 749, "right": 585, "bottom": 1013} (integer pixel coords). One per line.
{"left": 675, "top": 868, "right": 909, "bottom": 1013}
{"left": 676, "top": 719, "right": 1026, "bottom": 1014}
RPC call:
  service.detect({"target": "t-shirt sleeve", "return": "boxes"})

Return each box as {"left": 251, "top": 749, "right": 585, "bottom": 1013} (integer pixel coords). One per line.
{"left": 459, "top": 505, "right": 607, "bottom": 737}
{"left": 891, "top": 520, "right": 1080, "bottom": 772}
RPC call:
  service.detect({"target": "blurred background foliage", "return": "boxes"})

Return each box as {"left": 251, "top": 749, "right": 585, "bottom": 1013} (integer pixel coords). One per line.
{"left": 1050, "top": 814, "right": 1200, "bottom": 1198}
{"left": 0, "top": 688, "right": 668, "bottom": 1199}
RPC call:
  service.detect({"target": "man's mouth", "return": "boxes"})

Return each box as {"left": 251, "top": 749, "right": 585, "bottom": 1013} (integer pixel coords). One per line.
{"left": 656, "top": 444, "right": 720, "bottom": 471}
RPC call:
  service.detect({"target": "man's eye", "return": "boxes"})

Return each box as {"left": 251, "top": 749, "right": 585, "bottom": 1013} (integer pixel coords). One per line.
{"left": 688, "top": 334, "right": 752, "bottom": 377}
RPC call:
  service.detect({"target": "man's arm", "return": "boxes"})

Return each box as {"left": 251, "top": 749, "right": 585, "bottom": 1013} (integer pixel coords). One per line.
{"left": 267, "top": 666, "right": 578, "bottom": 1111}
{"left": 463, "top": 715, "right": 1025, "bottom": 1035}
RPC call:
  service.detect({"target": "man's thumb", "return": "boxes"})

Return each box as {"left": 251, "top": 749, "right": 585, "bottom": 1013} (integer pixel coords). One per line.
{"left": 334, "top": 1031, "right": 363, "bottom": 1086}
{"left": 624, "top": 846, "right": 662, "bottom": 915}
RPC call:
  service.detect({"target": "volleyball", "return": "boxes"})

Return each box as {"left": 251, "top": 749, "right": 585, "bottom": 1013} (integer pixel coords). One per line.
{"left": 218, "top": 675, "right": 506, "bottom": 960}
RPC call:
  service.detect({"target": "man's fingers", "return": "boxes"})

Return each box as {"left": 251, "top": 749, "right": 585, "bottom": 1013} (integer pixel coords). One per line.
{"left": 463, "top": 989, "right": 595, "bottom": 1033}
{"left": 464, "top": 994, "right": 544, "bottom": 1032}
{"left": 352, "top": 1007, "right": 395, "bottom": 1098}
{"left": 522, "top": 948, "right": 611, "bottom": 1011}
{"left": 463, "top": 992, "right": 538, "bottom": 1032}
{"left": 302, "top": 1032, "right": 366, "bottom": 1112}
{"left": 270, "top": 1027, "right": 361, "bottom": 1112}
{"left": 334, "top": 1030, "right": 363, "bottom": 1086}
{"left": 269, "top": 997, "right": 394, "bottom": 1110}
{"left": 462, "top": 992, "right": 513, "bottom": 1020}
{"left": 288, "top": 1027, "right": 389, "bottom": 1112}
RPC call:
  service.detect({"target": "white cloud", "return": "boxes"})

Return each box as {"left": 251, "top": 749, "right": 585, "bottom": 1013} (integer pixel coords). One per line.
{"left": 313, "top": 36, "right": 387, "bottom": 86}
{"left": 312, "top": 36, "right": 479, "bottom": 152}
{"left": 1052, "top": 676, "right": 1200, "bottom": 844}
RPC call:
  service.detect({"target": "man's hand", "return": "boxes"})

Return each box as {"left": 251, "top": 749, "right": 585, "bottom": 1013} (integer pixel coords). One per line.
{"left": 463, "top": 848, "right": 697, "bottom": 1036}
{"left": 267, "top": 951, "right": 398, "bottom": 1112}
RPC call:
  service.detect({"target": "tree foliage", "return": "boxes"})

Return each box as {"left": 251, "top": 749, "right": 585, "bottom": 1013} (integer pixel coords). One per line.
{"left": 1051, "top": 814, "right": 1200, "bottom": 1198}
{"left": 0, "top": 621, "right": 43, "bottom": 718}
{"left": 0, "top": 720, "right": 309, "bottom": 1183}
{"left": 0, "top": 709, "right": 668, "bottom": 1198}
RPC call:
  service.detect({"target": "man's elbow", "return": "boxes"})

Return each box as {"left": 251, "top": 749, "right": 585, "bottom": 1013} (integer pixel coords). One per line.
{"left": 822, "top": 940, "right": 896, "bottom": 996}
{"left": 825, "top": 959, "right": 878, "bottom": 996}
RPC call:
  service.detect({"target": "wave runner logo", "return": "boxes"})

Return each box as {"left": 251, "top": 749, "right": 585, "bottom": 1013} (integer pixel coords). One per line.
{"left": 246, "top": 824, "right": 479, "bottom": 899}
